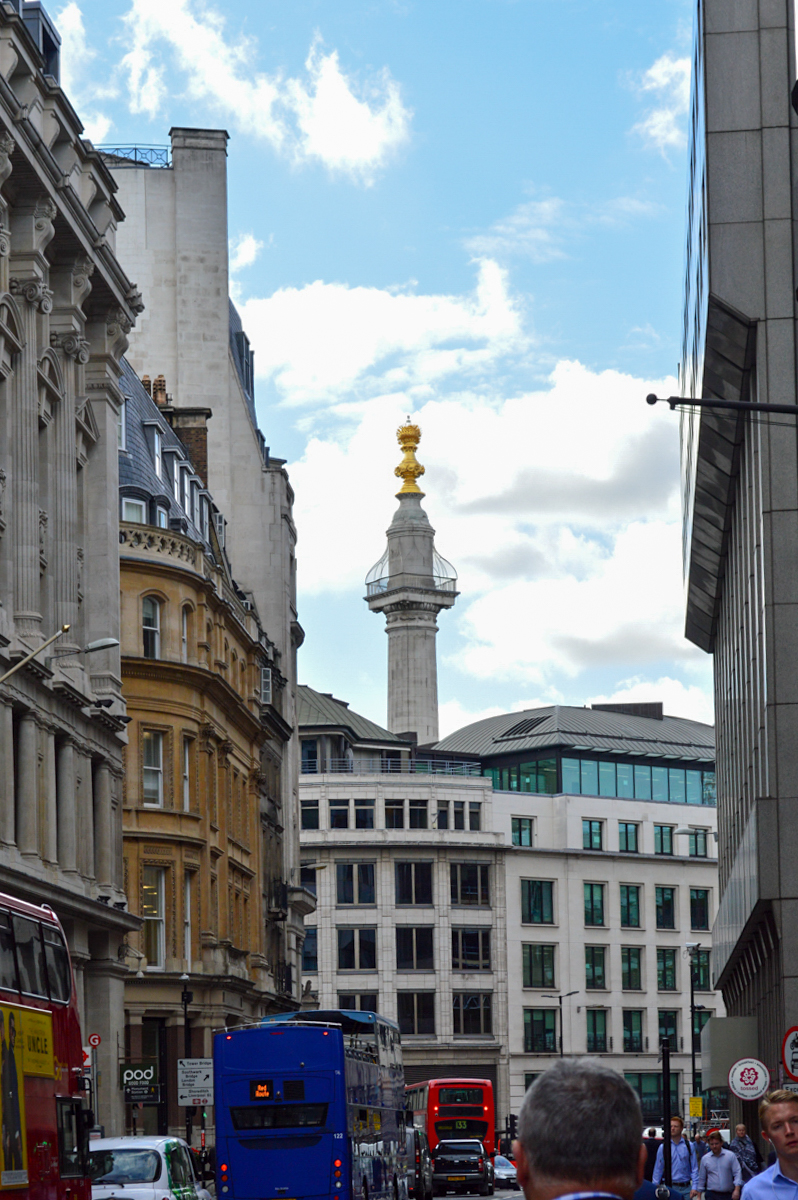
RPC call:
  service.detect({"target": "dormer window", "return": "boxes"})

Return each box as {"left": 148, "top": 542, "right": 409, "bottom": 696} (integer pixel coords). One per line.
{"left": 122, "top": 498, "right": 146, "bottom": 524}
{"left": 153, "top": 429, "right": 163, "bottom": 478}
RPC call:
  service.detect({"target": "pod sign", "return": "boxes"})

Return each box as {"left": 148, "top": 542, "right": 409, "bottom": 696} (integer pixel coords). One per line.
{"left": 120, "top": 1061, "right": 159, "bottom": 1087}
{"left": 728, "top": 1057, "right": 770, "bottom": 1100}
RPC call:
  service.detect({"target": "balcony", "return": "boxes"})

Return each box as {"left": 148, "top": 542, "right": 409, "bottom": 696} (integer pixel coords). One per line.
{"left": 300, "top": 757, "right": 482, "bottom": 777}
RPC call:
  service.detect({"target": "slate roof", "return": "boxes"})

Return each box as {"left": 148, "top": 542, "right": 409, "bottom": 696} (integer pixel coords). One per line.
{"left": 297, "top": 685, "right": 410, "bottom": 747}
{"left": 434, "top": 705, "right": 715, "bottom": 764}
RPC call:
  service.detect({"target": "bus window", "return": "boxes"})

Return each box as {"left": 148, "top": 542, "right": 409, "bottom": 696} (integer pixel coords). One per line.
{"left": 57, "top": 1099, "right": 85, "bottom": 1178}
{"left": 13, "top": 915, "right": 47, "bottom": 996}
{"left": 0, "top": 914, "right": 18, "bottom": 992}
{"left": 230, "top": 1104, "right": 328, "bottom": 1131}
{"left": 43, "top": 926, "right": 71, "bottom": 1002}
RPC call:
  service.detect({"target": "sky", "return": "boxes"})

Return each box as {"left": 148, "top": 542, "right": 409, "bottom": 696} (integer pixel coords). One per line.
{"left": 55, "top": 0, "right": 713, "bottom": 736}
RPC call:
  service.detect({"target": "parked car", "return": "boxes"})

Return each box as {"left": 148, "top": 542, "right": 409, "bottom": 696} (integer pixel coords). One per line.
{"left": 493, "top": 1156, "right": 519, "bottom": 1190}
{"left": 432, "top": 1139, "right": 493, "bottom": 1196}
{"left": 89, "top": 1136, "right": 210, "bottom": 1200}
{"left": 407, "top": 1126, "right": 433, "bottom": 1200}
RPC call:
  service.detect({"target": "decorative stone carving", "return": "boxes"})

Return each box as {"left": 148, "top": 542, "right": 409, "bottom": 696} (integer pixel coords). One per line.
{"left": 71, "top": 257, "right": 95, "bottom": 302}
{"left": 0, "top": 131, "right": 15, "bottom": 189}
{"left": 38, "top": 509, "right": 48, "bottom": 574}
{"left": 106, "top": 306, "right": 131, "bottom": 339}
{"left": 50, "top": 330, "right": 90, "bottom": 362}
{"left": 126, "top": 286, "right": 144, "bottom": 315}
{"left": 0, "top": 228, "right": 10, "bottom": 258}
{"left": 10, "top": 277, "right": 53, "bottom": 313}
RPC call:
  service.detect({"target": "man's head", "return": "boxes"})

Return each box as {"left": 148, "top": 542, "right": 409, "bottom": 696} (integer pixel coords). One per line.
{"left": 647, "top": 1129, "right": 657, "bottom": 1139}
{"left": 514, "top": 1059, "right": 645, "bottom": 1200}
{"left": 759, "top": 1091, "right": 798, "bottom": 1163}
{"left": 735, "top": 1125, "right": 747, "bottom": 1139}
{"left": 708, "top": 1133, "right": 724, "bottom": 1156}
{"left": 670, "top": 1116, "right": 684, "bottom": 1142}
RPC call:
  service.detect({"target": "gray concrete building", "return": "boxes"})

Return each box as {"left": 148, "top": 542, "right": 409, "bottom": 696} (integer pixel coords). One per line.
{"left": 0, "top": 0, "right": 140, "bottom": 1133}
{"left": 679, "top": 0, "right": 798, "bottom": 1108}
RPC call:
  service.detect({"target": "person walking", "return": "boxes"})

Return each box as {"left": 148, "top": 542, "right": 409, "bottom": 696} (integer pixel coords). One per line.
{"left": 740, "top": 1090, "right": 798, "bottom": 1200}
{"left": 729, "top": 1125, "right": 762, "bottom": 1183}
{"left": 653, "top": 1117, "right": 699, "bottom": 1200}
{"left": 692, "top": 1131, "right": 741, "bottom": 1200}
{"left": 644, "top": 1131, "right": 662, "bottom": 1182}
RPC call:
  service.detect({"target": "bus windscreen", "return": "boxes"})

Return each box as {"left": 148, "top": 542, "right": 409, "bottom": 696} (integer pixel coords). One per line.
{"left": 438, "top": 1088, "right": 482, "bottom": 1105}
{"left": 230, "top": 1104, "right": 329, "bottom": 1131}
{"left": 434, "top": 1120, "right": 488, "bottom": 1142}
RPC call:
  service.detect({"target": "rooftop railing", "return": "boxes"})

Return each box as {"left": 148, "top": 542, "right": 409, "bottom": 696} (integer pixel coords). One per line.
{"left": 97, "top": 145, "right": 171, "bottom": 168}
{"left": 366, "top": 574, "right": 458, "bottom": 597}
{"left": 301, "top": 758, "right": 482, "bottom": 777}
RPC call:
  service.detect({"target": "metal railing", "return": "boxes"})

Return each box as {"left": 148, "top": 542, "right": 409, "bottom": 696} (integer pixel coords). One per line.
{"left": 301, "top": 758, "right": 482, "bottom": 777}
{"left": 366, "top": 574, "right": 457, "bottom": 597}
{"left": 97, "top": 145, "right": 171, "bottom": 168}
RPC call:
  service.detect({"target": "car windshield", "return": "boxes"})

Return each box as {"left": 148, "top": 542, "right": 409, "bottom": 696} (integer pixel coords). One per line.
{"left": 89, "top": 1149, "right": 162, "bottom": 1184}
{"left": 434, "top": 1143, "right": 482, "bottom": 1155}
{"left": 495, "top": 1157, "right": 514, "bottom": 1169}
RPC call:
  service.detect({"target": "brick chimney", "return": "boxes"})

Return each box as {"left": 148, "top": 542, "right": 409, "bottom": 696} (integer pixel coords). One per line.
{"left": 152, "top": 374, "right": 167, "bottom": 406}
{"left": 167, "top": 407, "right": 213, "bottom": 486}
{"left": 141, "top": 374, "right": 152, "bottom": 397}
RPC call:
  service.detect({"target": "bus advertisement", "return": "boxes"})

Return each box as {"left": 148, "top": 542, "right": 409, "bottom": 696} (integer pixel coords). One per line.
{"left": 405, "top": 1080, "right": 495, "bottom": 1156}
{"left": 214, "top": 1010, "right": 408, "bottom": 1200}
{"left": 0, "top": 891, "right": 93, "bottom": 1200}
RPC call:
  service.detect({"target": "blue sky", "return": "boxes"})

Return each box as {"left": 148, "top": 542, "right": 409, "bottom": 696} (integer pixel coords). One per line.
{"left": 57, "top": 0, "right": 713, "bottom": 734}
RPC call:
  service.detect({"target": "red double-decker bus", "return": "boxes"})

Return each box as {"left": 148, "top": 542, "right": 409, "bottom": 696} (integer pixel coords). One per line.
{"left": 0, "top": 891, "right": 92, "bottom": 1200}
{"left": 405, "top": 1079, "right": 495, "bottom": 1156}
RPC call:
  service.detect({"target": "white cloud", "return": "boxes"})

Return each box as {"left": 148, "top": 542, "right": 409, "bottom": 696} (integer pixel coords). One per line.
{"left": 631, "top": 53, "right": 691, "bottom": 154}
{"left": 116, "top": 0, "right": 410, "bottom": 181}
{"left": 55, "top": 1, "right": 114, "bottom": 142}
{"left": 438, "top": 699, "right": 507, "bottom": 740}
{"left": 586, "top": 676, "right": 714, "bottom": 726}
{"left": 229, "top": 233, "right": 264, "bottom": 274}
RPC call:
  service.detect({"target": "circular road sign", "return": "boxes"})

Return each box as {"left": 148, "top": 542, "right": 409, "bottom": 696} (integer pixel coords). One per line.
{"left": 87, "top": 1033, "right": 101, "bottom": 1048}
{"left": 729, "top": 1057, "right": 770, "bottom": 1100}
{"left": 782, "top": 1027, "right": 798, "bottom": 1082}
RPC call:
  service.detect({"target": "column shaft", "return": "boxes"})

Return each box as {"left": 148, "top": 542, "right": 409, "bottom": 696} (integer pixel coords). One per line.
{"left": 42, "top": 725, "right": 57, "bottom": 862}
{"left": 56, "top": 738, "right": 77, "bottom": 872}
{"left": 15, "top": 713, "right": 38, "bottom": 855}
{"left": 94, "top": 761, "right": 112, "bottom": 887}
{"left": 0, "top": 702, "right": 14, "bottom": 845}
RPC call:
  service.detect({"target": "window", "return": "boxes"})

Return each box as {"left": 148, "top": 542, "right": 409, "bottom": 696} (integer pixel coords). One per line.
{"left": 13, "top": 916, "right": 46, "bottom": 996}
{"left": 142, "top": 866, "right": 165, "bottom": 969}
{"left": 385, "top": 800, "right": 404, "bottom": 829}
{"left": 336, "top": 863, "right": 376, "bottom": 905}
{"left": 301, "top": 799, "right": 319, "bottom": 830}
{"left": 57, "top": 1099, "right": 85, "bottom": 1179}
{"left": 523, "top": 944, "right": 555, "bottom": 988}
{"left": 656, "top": 887, "right": 676, "bottom": 930}
{"left": 181, "top": 607, "right": 189, "bottom": 663}
{"left": 437, "top": 804, "right": 449, "bottom": 830}
{"left": 659, "top": 1010, "right": 678, "bottom": 1044}
{"left": 302, "top": 928, "right": 318, "bottom": 972}
{"left": 118, "top": 399, "right": 126, "bottom": 449}
{"left": 355, "top": 799, "right": 375, "bottom": 830}
{"left": 560, "top": 757, "right": 717, "bottom": 806}
{"left": 301, "top": 740, "right": 317, "bottom": 774}
{"left": 142, "top": 596, "right": 160, "bottom": 658}
{"left": 156, "top": 505, "right": 169, "bottom": 529}
{"left": 452, "top": 928, "right": 491, "bottom": 971}
{"left": 512, "top": 818, "right": 534, "bottom": 846}
{"left": 584, "top": 883, "right": 605, "bottom": 927}
{"left": 409, "top": 799, "right": 428, "bottom": 830}
{"left": 586, "top": 1010, "right": 607, "bottom": 1052}
{"left": 453, "top": 993, "right": 492, "bottom": 1035}
{"left": 451, "top": 863, "right": 490, "bottom": 906}
{"left": 623, "top": 1010, "right": 643, "bottom": 1052}
{"left": 585, "top": 946, "right": 606, "bottom": 989}
{"left": 620, "top": 884, "right": 640, "bottom": 928}
{"left": 300, "top": 864, "right": 317, "bottom": 896}
{"left": 469, "top": 804, "right": 481, "bottom": 832}
{"left": 182, "top": 737, "right": 191, "bottom": 811}
{"left": 396, "top": 927, "right": 434, "bottom": 971}
{"left": 183, "top": 873, "right": 192, "bottom": 964}
{"left": 619, "top": 823, "right": 639, "bottom": 853}
{"left": 693, "top": 1008, "right": 711, "bottom": 1051}
{"left": 625, "top": 1073, "right": 679, "bottom": 1124}
{"left": 689, "top": 829, "right": 708, "bottom": 857}
{"left": 524, "top": 1073, "right": 541, "bottom": 1090}
{"left": 521, "top": 880, "right": 554, "bottom": 924}
{"left": 657, "top": 948, "right": 677, "bottom": 991}
{"left": 654, "top": 825, "right": 673, "bottom": 855}
{"left": 42, "top": 926, "right": 70, "bottom": 1002}
{"left": 582, "top": 820, "right": 602, "bottom": 851}
{"left": 201, "top": 498, "right": 210, "bottom": 542}
{"left": 337, "top": 928, "right": 376, "bottom": 971}
{"left": 142, "top": 731, "right": 163, "bottom": 806}
{"left": 330, "top": 800, "right": 349, "bottom": 829}
{"left": 123, "top": 497, "right": 146, "bottom": 523}
{"left": 397, "top": 992, "right": 435, "bottom": 1035}
{"left": 338, "top": 992, "right": 378, "bottom": 1012}
{"left": 395, "top": 862, "right": 433, "bottom": 906}
{"left": 524, "top": 1009, "right": 557, "bottom": 1053}
{"left": 694, "top": 948, "right": 711, "bottom": 990}
{"left": 453, "top": 802, "right": 465, "bottom": 830}
{"left": 154, "top": 428, "right": 163, "bottom": 477}
{"left": 622, "top": 947, "right": 642, "bottom": 991}
{"left": 691, "top": 888, "right": 710, "bottom": 930}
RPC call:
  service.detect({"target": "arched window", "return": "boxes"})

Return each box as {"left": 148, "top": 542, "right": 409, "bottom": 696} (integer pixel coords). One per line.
{"left": 142, "top": 596, "right": 161, "bottom": 658}
{"left": 181, "top": 605, "right": 192, "bottom": 663}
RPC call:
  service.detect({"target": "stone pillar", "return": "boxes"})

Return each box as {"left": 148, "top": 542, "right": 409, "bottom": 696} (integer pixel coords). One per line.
{"left": 0, "top": 701, "right": 14, "bottom": 846}
{"left": 15, "top": 712, "right": 38, "bottom": 856}
{"left": 42, "top": 724, "right": 57, "bottom": 863}
{"left": 85, "top": 930, "right": 128, "bottom": 1136}
{"left": 56, "top": 737, "right": 77, "bottom": 873}
{"left": 77, "top": 751, "right": 95, "bottom": 881}
{"left": 94, "top": 760, "right": 113, "bottom": 888}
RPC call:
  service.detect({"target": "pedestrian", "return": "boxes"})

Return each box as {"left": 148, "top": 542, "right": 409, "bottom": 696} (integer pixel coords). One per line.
{"left": 692, "top": 1130, "right": 741, "bottom": 1200}
{"left": 644, "top": 1131, "right": 662, "bottom": 1182}
{"left": 653, "top": 1117, "right": 699, "bottom": 1200}
{"left": 729, "top": 1125, "right": 762, "bottom": 1182}
{"left": 739, "top": 1090, "right": 798, "bottom": 1200}
{"left": 513, "top": 1058, "right": 646, "bottom": 1200}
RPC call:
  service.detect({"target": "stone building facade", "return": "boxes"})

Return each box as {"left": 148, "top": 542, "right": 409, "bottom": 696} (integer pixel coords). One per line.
{"left": 0, "top": 0, "right": 141, "bottom": 1134}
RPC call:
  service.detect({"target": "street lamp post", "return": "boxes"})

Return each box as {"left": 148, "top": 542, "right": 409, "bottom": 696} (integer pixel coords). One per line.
{"left": 542, "top": 991, "right": 578, "bottom": 1056}
{"left": 685, "top": 943, "right": 704, "bottom": 1133}
{"left": 180, "top": 974, "right": 194, "bottom": 1148}
{"left": 0, "top": 624, "right": 70, "bottom": 685}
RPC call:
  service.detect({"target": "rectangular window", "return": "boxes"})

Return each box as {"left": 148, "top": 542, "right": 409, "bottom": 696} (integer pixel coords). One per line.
{"left": 260, "top": 667, "right": 272, "bottom": 705}
{"left": 617, "top": 764, "right": 633, "bottom": 798}
{"left": 142, "top": 866, "right": 165, "bottom": 969}
{"left": 694, "top": 948, "right": 711, "bottom": 990}
{"left": 656, "top": 886, "right": 676, "bottom": 930}
{"left": 669, "top": 768, "right": 686, "bottom": 804}
{"left": 338, "top": 992, "right": 378, "bottom": 1012}
{"left": 409, "top": 799, "right": 428, "bottom": 830}
{"left": 652, "top": 767, "right": 668, "bottom": 802}
{"left": 625, "top": 1073, "right": 679, "bottom": 1124}
{"left": 623, "top": 1010, "right": 643, "bottom": 1053}
{"left": 396, "top": 927, "right": 434, "bottom": 971}
{"left": 524, "top": 1009, "right": 557, "bottom": 1053}
{"left": 690, "top": 888, "right": 710, "bottom": 930}
{"left": 584, "top": 882, "right": 605, "bottom": 927}
{"left": 385, "top": 801, "right": 404, "bottom": 829}
{"left": 142, "top": 731, "right": 164, "bottom": 806}
{"left": 512, "top": 817, "right": 534, "bottom": 846}
{"left": 330, "top": 800, "right": 349, "bottom": 829}
{"left": 453, "top": 993, "right": 492, "bottom": 1036}
{"left": 689, "top": 829, "right": 708, "bottom": 857}
{"left": 654, "top": 825, "right": 673, "bottom": 855}
{"left": 693, "top": 1008, "right": 711, "bottom": 1051}
{"left": 300, "top": 865, "right": 317, "bottom": 896}
{"left": 469, "top": 803, "right": 481, "bottom": 831}
{"left": 620, "top": 884, "right": 640, "bottom": 928}
{"left": 437, "top": 804, "right": 449, "bottom": 831}
{"left": 355, "top": 799, "right": 375, "bottom": 830}
{"left": 582, "top": 819, "right": 603, "bottom": 851}
{"left": 301, "top": 799, "right": 319, "bottom": 830}
{"left": 142, "top": 596, "right": 160, "bottom": 658}
{"left": 452, "top": 928, "right": 491, "bottom": 971}
{"left": 657, "top": 948, "right": 677, "bottom": 991}
{"left": 182, "top": 736, "right": 191, "bottom": 811}
{"left": 395, "top": 862, "right": 433, "bottom": 906}
{"left": 154, "top": 428, "right": 163, "bottom": 477}
{"left": 586, "top": 1009, "right": 607, "bottom": 1053}
{"left": 523, "top": 944, "right": 555, "bottom": 988}
{"left": 619, "top": 823, "right": 639, "bottom": 853}
{"left": 453, "top": 801, "right": 465, "bottom": 830}
{"left": 336, "top": 863, "right": 376, "bottom": 906}
{"left": 397, "top": 992, "right": 435, "bottom": 1035}
{"left": 659, "top": 1010, "right": 678, "bottom": 1043}
{"left": 302, "top": 927, "right": 318, "bottom": 972}
{"left": 634, "top": 764, "right": 652, "bottom": 800}
{"left": 156, "top": 505, "right": 169, "bottom": 529}
{"left": 703, "top": 772, "right": 717, "bottom": 805}
{"left": 686, "top": 771, "right": 703, "bottom": 804}
{"left": 562, "top": 758, "right": 580, "bottom": 793}
{"left": 122, "top": 497, "right": 146, "bottom": 523}
{"left": 118, "top": 400, "right": 127, "bottom": 449}
{"left": 599, "top": 760, "right": 616, "bottom": 797}
{"left": 581, "top": 759, "right": 599, "bottom": 795}
{"left": 451, "top": 863, "right": 490, "bottom": 906}
{"left": 337, "top": 927, "right": 377, "bottom": 971}
{"left": 301, "top": 740, "right": 318, "bottom": 774}
{"left": 522, "top": 880, "right": 554, "bottom": 924}
{"left": 183, "top": 873, "right": 192, "bottom": 964}
{"left": 622, "top": 946, "right": 642, "bottom": 991}
{"left": 585, "top": 945, "right": 606, "bottom": 990}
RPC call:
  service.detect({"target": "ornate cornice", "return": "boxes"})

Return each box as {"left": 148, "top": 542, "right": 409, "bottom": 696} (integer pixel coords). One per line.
{"left": 50, "top": 330, "right": 90, "bottom": 362}
{"left": 10, "top": 276, "right": 52, "bottom": 313}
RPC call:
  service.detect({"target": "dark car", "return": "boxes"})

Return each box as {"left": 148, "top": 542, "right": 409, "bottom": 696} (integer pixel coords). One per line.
{"left": 407, "top": 1126, "right": 433, "bottom": 1200}
{"left": 432, "top": 1139, "right": 493, "bottom": 1196}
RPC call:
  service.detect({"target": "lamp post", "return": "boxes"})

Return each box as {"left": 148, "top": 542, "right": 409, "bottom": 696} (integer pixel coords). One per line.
{"left": 0, "top": 623, "right": 70, "bottom": 685}
{"left": 180, "top": 974, "right": 194, "bottom": 1148}
{"left": 542, "top": 991, "right": 578, "bottom": 1056}
{"left": 685, "top": 943, "right": 704, "bottom": 1133}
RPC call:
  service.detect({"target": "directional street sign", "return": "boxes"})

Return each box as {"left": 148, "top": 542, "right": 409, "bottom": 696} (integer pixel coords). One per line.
{"left": 177, "top": 1058, "right": 213, "bottom": 1107}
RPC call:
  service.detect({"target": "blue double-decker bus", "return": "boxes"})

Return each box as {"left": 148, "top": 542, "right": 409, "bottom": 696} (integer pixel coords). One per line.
{"left": 214, "top": 1010, "right": 408, "bottom": 1200}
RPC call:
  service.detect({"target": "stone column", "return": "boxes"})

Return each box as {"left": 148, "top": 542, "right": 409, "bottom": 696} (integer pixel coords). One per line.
{"left": 94, "top": 760, "right": 113, "bottom": 888}
{"left": 0, "top": 701, "right": 14, "bottom": 846}
{"left": 56, "top": 737, "right": 77, "bottom": 873}
{"left": 42, "top": 724, "right": 57, "bottom": 863}
{"left": 15, "top": 712, "right": 38, "bottom": 856}
{"left": 77, "top": 751, "right": 95, "bottom": 881}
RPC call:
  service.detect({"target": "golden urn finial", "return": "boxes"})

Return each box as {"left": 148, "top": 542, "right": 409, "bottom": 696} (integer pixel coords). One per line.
{"left": 394, "top": 418, "right": 425, "bottom": 495}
